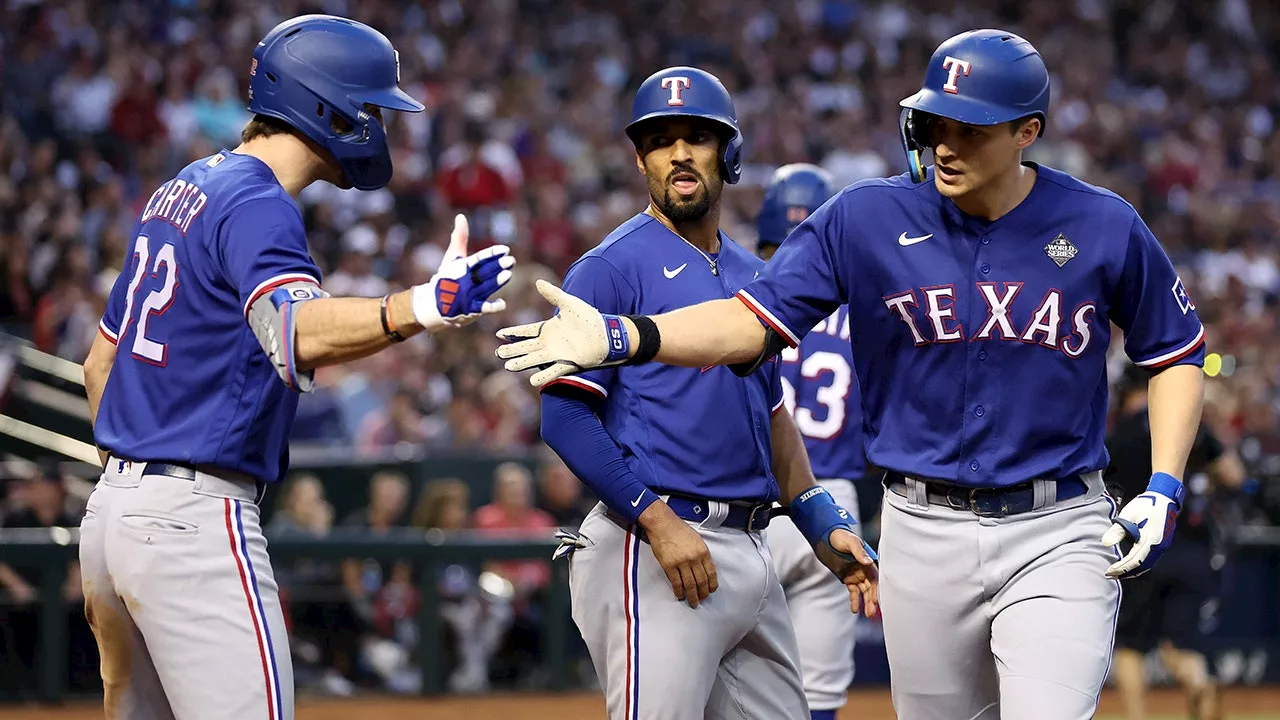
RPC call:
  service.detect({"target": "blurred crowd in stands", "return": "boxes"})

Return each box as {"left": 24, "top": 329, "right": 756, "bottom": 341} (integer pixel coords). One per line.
{"left": 2, "top": 0, "right": 1280, "bottom": 698}
{"left": 264, "top": 452, "right": 595, "bottom": 695}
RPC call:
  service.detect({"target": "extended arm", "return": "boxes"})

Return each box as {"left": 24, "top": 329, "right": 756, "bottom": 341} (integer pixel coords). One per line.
{"left": 257, "top": 215, "right": 513, "bottom": 381}
{"left": 497, "top": 283, "right": 778, "bottom": 386}
{"left": 292, "top": 291, "right": 434, "bottom": 371}
{"left": 629, "top": 298, "right": 767, "bottom": 368}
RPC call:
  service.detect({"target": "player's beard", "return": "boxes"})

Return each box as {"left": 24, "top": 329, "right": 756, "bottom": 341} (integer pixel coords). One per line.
{"left": 650, "top": 168, "right": 718, "bottom": 222}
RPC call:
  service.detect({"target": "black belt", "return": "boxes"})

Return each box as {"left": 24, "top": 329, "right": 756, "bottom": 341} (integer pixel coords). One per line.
{"left": 885, "top": 471, "right": 1089, "bottom": 517}
{"left": 130, "top": 460, "right": 266, "bottom": 503}
{"left": 664, "top": 495, "right": 777, "bottom": 531}
{"left": 140, "top": 462, "right": 197, "bottom": 480}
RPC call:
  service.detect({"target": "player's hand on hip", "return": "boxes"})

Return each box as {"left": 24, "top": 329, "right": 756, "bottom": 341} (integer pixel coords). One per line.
{"left": 640, "top": 504, "right": 718, "bottom": 609}
{"left": 820, "top": 528, "right": 880, "bottom": 618}
{"left": 1101, "top": 472, "right": 1184, "bottom": 579}
{"left": 412, "top": 214, "right": 516, "bottom": 332}
{"left": 495, "top": 279, "right": 630, "bottom": 387}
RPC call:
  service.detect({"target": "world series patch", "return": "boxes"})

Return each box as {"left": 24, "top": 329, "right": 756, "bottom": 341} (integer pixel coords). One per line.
{"left": 1044, "top": 233, "right": 1078, "bottom": 268}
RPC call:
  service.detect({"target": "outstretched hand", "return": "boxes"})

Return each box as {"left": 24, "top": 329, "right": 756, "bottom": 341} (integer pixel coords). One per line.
{"left": 495, "top": 279, "right": 624, "bottom": 386}
{"left": 412, "top": 214, "right": 515, "bottom": 331}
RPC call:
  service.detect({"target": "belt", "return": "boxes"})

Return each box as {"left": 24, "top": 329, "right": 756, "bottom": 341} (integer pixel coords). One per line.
{"left": 129, "top": 460, "right": 266, "bottom": 504}
{"left": 140, "top": 462, "right": 197, "bottom": 480}
{"left": 664, "top": 495, "right": 776, "bottom": 532}
{"left": 885, "top": 471, "right": 1089, "bottom": 517}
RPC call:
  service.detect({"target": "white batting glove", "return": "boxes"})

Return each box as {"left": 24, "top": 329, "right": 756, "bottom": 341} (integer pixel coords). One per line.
{"left": 412, "top": 214, "right": 515, "bottom": 332}
{"left": 495, "top": 279, "right": 630, "bottom": 387}
{"left": 1100, "top": 472, "right": 1185, "bottom": 579}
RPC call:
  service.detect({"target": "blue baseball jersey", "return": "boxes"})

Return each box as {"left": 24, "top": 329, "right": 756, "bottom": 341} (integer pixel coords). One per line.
{"left": 779, "top": 305, "right": 867, "bottom": 481}
{"left": 96, "top": 150, "right": 322, "bottom": 484}
{"left": 547, "top": 213, "right": 784, "bottom": 504}
{"left": 738, "top": 163, "right": 1205, "bottom": 488}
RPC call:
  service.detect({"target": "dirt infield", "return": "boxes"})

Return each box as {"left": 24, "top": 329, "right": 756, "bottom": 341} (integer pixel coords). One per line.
{"left": 2, "top": 687, "right": 1278, "bottom": 719}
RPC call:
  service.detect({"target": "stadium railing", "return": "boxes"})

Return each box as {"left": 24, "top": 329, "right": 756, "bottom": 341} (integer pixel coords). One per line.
{"left": 0, "top": 527, "right": 567, "bottom": 702}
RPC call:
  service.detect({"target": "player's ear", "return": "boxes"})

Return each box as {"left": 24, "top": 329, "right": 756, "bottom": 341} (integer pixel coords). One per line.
{"left": 635, "top": 150, "right": 646, "bottom": 176}
{"left": 1014, "top": 118, "right": 1040, "bottom": 150}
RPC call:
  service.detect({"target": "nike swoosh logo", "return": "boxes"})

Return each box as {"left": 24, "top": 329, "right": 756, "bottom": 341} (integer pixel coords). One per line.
{"left": 898, "top": 232, "right": 933, "bottom": 246}
{"left": 631, "top": 491, "right": 646, "bottom": 507}
{"left": 663, "top": 263, "right": 688, "bottom": 279}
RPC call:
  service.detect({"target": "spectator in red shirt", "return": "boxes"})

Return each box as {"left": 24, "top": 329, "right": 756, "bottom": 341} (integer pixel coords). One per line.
{"left": 473, "top": 462, "right": 556, "bottom": 598}
{"left": 436, "top": 121, "right": 522, "bottom": 248}
{"left": 472, "top": 462, "right": 557, "bottom": 688}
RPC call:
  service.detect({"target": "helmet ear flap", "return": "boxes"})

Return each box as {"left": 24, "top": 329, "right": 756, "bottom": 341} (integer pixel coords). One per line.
{"left": 899, "top": 108, "right": 928, "bottom": 183}
{"left": 721, "top": 132, "right": 743, "bottom": 184}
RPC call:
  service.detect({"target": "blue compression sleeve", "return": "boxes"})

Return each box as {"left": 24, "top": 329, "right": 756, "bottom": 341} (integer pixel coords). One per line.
{"left": 540, "top": 388, "right": 659, "bottom": 524}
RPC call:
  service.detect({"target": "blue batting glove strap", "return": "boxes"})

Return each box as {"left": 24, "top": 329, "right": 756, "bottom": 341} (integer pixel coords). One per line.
{"left": 791, "top": 485, "right": 857, "bottom": 549}
{"left": 602, "top": 314, "right": 631, "bottom": 364}
{"left": 1146, "top": 471, "right": 1186, "bottom": 508}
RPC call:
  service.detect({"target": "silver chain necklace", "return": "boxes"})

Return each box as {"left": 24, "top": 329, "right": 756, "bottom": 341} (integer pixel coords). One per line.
{"left": 679, "top": 236, "right": 719, "bottom": 276}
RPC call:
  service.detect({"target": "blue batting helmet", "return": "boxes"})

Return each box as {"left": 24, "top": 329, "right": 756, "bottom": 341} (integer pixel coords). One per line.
{"left": 624, "top": 66, "right": 744, "bottom": 184}
{"left": 756, "top": 164, "right": 835, "bottom": 251}
{"left": 898, "top": 29, "right": 1050, "bottom": 182}
{"left": 247, "top": 15, "right": 425, "bottom": 191}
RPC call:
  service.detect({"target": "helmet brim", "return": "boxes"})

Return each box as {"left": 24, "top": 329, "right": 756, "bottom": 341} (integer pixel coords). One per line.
{"left": 353, "top": 86, "right": 425, "bottom": 113}
{"left": 900, "top": 88, "right": 1036, "bottom": 127}
{"left": 625, "top": 112, "right": 739, "bottom": 144}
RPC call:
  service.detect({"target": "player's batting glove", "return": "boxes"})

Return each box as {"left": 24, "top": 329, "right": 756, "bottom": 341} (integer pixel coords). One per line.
{"left": 412, "top": 214, "right": 516, "bottom": 332}
{"left": 1101, "top": 471, "right": 1185, "bottom": 579}
{"left": 495, "top": 279, "right": 631, "bottom": 386}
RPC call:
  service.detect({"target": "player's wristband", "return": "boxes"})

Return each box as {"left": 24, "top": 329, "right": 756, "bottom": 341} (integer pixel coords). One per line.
{"left": 380, "top": 295, "right": 406, "bottom": 343}
{"left": 623, "top": 315, "right": 661, "bottom": 365}
{"left": 601, "top": 314, "right": 631, "bottom": 364}
{"left": 1146, "top": 472, "right": 1186, "bottom": 509}
{"left": 790, "top": 485, "right": 856, "bottom": 548}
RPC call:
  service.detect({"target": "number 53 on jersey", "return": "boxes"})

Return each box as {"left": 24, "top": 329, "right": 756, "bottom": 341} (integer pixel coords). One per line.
{"left": 777, "top": 306, "right": 868, "bottom": 480}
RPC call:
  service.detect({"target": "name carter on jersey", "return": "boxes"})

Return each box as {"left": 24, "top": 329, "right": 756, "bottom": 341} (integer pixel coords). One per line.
{"left": 139, "top": 178, "right": 209, "bottom": 235}
{"left": 883, "top": 282, "right": 1095, "bottom": 357}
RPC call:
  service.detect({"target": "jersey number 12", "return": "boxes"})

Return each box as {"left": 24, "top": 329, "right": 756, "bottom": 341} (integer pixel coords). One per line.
{"left": 120, "top": 235, "right": 179, "bottom": 366}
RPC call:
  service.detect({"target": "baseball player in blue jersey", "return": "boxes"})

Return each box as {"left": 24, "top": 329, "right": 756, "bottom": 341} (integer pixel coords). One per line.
{"left": 540, "top": 67, "right": 877, "bottom": 720}
{"left": 755, "top": 164, "right": 866, "bottom": 720}
{"left": 77, "top": 16, "right": 514, "bottom": 720}
{"left": 499, "top": 29, "right": 1207, "bottom": 720}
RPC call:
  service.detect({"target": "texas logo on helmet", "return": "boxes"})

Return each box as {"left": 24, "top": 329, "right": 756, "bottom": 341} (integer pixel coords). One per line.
{"left": 941, "top": 56, "right": 972, "bottom": 94}
{"left": 662, "top": 76, "right": 691, "bottom": 106}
